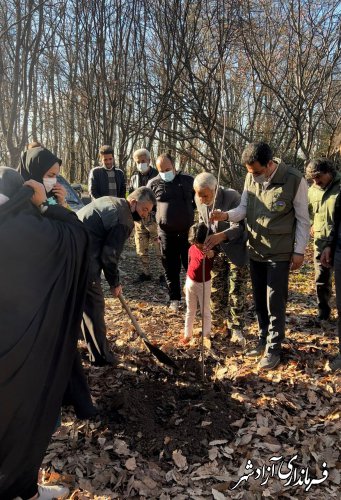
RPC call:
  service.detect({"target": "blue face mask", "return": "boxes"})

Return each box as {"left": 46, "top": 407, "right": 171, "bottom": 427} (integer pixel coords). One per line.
{"left": 160, "top": 170, "right": 175, "bottom": 182}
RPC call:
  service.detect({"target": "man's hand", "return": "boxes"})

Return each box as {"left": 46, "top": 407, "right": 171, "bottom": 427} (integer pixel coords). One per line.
{"left": 24, "top": 179, "right": 47, "bottom": 207}
{"left": 111, "top": 285, "right": 122, "bottom": 297}
{"left": 320, "top": 247, "right": 332, "bottom": 268}
{"left": 290, "top": 253, "right": 304, "bottom": 271}
{"left": 203, "top": 232, "right": 227, "bottom": 252}
{"left": 52, "top": 182, "right": 67, "bottom": 206}
{"left": 205, "top": 249, "right": 215, "bottom": 259}
{"left": 209, "top": 209, "right": 228, "bottom": 223}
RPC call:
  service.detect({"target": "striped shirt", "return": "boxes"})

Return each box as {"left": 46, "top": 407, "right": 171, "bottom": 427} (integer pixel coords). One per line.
{"left": 107, "top": 169, "right": 117, "bottom": 196}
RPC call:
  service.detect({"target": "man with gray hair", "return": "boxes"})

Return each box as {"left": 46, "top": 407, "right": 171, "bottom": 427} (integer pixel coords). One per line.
{"left": 77, "top": 187, "right": 156, "bottom": 366}
{"left": 194, "top": 172, "right": 248, "bottom": 342}
{"left": 129, "top": 148, "right": 163, "bottom": 282}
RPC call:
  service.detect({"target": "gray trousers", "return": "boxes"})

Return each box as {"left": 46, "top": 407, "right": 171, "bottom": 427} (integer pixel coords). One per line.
{"left": 249, "top": 259, "right": 290, "bottom": 355}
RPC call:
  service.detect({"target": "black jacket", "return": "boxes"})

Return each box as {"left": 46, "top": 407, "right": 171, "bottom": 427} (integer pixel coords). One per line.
{"left": 88, "top": 166, "right": 126, "bottom": 199}
{"left": 147, "top": 172, "right": 195, "bottom": 233}
{"left": 128, "top": 166, "right": 158, "bottom": 193}
{"left": 77, "top": 197, "right": 134, "bottom": 287}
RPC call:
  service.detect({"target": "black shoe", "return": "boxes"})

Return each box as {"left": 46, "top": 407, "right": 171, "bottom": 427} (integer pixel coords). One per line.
{"left": 136, "top": 273, "right": 152, "bottom": 282}
{"left": 317, "top": 310, "right": 330, "bottom": 321}
{"left": 258, "top": 352, "right": 281, "bottom": 370}
{"left": 245, "top": 340, "right": 266, "bottom": 357}
{"left": 90, "top": 353, "right": 119, "bottom": 367}
{"left": 75, "top": 405, "right": 99, "bottom": 420}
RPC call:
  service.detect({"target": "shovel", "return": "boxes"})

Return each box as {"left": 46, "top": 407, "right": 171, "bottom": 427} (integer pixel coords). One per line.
{"left": 118, "top": 294, "right": 177, "bottom": 369}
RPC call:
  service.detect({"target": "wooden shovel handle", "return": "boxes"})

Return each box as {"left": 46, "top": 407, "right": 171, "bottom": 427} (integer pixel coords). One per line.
{"left": 118, "top": 294, "right": 148, "bottom": 342}
{"left": 118, "top": 293, "right": 177, "bottom": 369}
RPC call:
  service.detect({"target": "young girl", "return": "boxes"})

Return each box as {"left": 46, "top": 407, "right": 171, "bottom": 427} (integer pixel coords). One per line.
{"left": 181, "top": 222, "right": 215, "bottom": 345}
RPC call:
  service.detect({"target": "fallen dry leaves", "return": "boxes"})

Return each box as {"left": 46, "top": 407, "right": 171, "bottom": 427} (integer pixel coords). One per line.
{"left": 41, "top": 244, "right": 340, "bottom": 499}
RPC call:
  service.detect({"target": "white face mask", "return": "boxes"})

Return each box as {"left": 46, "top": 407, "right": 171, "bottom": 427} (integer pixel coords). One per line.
{"left": 252, "top": 173, "right": 266, "bottom": 184}
{"left": 159, "top": 170, "right": 175, "bottom": 182}
{"left": 137, "top": 162, "right": 149, "bottom": 174}
{"left": 0, "top": 193, "right": 9, "bottom": 205}
{"left": 43, "top": 177, "right": 57, "bottom": 192}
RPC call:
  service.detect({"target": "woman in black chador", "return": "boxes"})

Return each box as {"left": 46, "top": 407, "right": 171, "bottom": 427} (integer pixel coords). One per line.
{"left": 0, "top": 167, "right": 89, "bottom": 499}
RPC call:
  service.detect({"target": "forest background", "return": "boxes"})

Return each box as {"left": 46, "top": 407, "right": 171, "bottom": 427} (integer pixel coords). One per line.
{"left": 0, "top": 0, "right": 341, "bottom": 189}
{"left": 1, "top": 2, "right": 341, "bottom": 497}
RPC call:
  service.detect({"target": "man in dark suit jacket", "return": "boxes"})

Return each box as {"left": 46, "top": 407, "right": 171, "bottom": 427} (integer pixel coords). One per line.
{"left": 194, "top": 172, "right": 248, "bottom": 343}
{"left": 77, "top": 187, "right": 156, "bottom": 366}
{"left": 88, "top": 145, "right": 126, "bottom": 199}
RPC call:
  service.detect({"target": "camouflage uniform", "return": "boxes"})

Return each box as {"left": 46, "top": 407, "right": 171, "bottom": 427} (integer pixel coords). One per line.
{"left": 129, "top": 166, "right": 163, "bottom": 278}
{"left": 211, "top": 251, "right": 248, "bottom": 331}
{"left": 308, "top": 172, "right": 341, "bottom": 319}
{"left": 134, "top": 214, "right": 163, "bottom": 276}
{"left": 196, "top": 186, "right": 248, "bottom": 335}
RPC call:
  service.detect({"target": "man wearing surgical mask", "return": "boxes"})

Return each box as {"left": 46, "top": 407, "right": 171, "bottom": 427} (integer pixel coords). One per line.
{"left": 207, "top": 142, "right": 310, "bottom": 370}
{"left": 147, "top": 153, "right": 195, "bottom": 311}
{"left": 129, "top": 148, "right": 163, "bottom": 282}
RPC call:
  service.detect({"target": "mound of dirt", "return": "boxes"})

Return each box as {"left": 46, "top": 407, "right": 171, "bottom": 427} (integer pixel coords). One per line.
{"left": 99, "top": 371, "right": 244, "bottom": 464}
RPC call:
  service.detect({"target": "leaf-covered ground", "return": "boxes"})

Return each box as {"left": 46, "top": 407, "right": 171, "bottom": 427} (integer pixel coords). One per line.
{"left": 41, "top": 242, "right": 340, "bottom": 499}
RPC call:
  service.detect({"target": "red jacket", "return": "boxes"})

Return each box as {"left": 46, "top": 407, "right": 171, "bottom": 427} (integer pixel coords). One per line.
{"left": 187, "top": 244, "right": 213, "bottom": 283}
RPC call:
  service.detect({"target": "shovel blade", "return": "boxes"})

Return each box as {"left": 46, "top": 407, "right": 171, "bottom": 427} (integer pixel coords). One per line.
{"left": 143, "top": 339, "right": 178, "bottom": 369}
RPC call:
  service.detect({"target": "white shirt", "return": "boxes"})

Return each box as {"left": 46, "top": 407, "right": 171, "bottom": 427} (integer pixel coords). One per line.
{"left": 227, "top": 173, "right": 310, "bottom": 255}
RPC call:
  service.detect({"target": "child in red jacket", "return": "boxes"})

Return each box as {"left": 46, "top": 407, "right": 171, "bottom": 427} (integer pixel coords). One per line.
{"left": 181, "top": 222, "right": 215, "bottom": 345}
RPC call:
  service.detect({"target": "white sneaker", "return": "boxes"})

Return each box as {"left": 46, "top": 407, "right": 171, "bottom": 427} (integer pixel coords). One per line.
{"left": 231, "top": 329, "right": 246, "bottom": 345}
{"left": 37, "top": 484, "right": 70, "bottom": 499}
{"left": 169, "top": 300, "right": 180, "bottom": 311}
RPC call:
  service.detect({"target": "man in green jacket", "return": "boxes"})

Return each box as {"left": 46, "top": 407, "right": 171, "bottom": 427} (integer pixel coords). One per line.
{"left": 307, "top": 159, "right": 341, "bottom": 321}
{"left": 206, "top": 142, "right": 310, "bottom": 370}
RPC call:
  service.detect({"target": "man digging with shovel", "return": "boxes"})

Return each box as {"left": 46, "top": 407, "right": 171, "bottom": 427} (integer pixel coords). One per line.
{"left": 77, "top": 186, "right": 156, "bottom": 366}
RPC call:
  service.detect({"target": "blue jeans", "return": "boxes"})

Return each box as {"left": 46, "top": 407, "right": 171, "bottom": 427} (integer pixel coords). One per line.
{"left": 249, "top": 259, "right": 290, "bottom": 354}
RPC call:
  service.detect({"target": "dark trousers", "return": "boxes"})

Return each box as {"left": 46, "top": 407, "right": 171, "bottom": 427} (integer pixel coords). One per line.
{"left": 333, "top": 249, "right": 341, "bottom": 351}
{"left": 314, "top": 252, "right": 332, "bottom": 317}
{"left": 3, "top": 477, "right": 38, "bottom": 500}
{"left": 249, "top": 259, "right": 290, "bottom": 354}
{"left": 63, "top": 352, "right": 94, "bottom": 417}
{"left": 158, "top": 230, "right": 189, "bottom": 301}
{"left": 82, "top": 280, "right": 115, "bottom": 365}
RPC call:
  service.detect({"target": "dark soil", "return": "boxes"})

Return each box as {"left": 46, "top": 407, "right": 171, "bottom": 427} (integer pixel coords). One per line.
{"left": 96, "top": 368, "right": 244, "bottom": 464}
{"left": 89, "top": 246, "right": 246, "bottom": 463}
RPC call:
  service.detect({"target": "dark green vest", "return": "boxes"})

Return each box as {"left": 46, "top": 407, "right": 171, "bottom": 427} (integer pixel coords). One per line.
{"left": 246, "top": 163, "right": 302, "bottom": 261}
{"left": 308, "top": 172, "right": 341, "bottom": 255}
